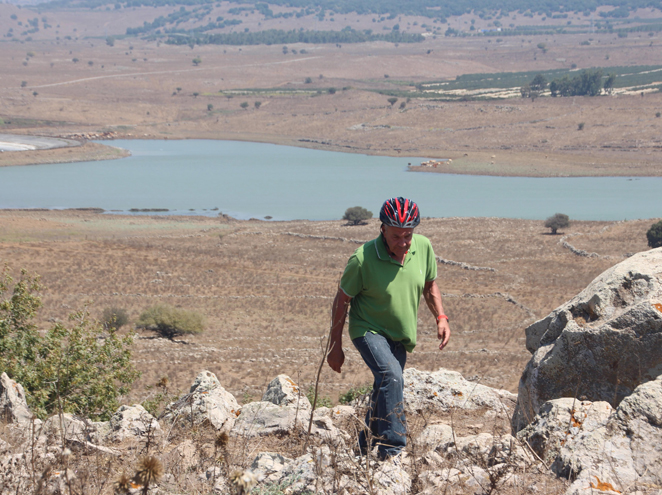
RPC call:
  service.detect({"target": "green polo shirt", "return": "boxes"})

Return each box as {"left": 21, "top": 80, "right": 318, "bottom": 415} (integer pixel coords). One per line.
{"left": 340, "top": 233, "right": 437, "bottom": 352}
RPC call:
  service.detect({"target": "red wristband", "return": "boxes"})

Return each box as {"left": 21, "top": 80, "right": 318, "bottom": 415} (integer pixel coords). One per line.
{"left": 436, "top": 314, "right": 449, "bottom": 322}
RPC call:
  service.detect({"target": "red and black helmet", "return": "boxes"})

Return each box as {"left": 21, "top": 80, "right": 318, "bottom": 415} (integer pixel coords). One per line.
{"left": 379, "top": 197, "right": 420, "bottom": 228}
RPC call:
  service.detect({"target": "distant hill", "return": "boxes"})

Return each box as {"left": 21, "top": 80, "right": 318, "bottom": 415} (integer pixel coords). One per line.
{"left": 35, "top": 0, "right": 662, "bottom": 21}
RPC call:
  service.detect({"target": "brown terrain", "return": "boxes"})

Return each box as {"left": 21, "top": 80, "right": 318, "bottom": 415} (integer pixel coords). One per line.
{"left": 0, "top": 1, "right": 660, "bottom": 409}
{"left": 0, "top": 3, "right": 661, "bottom": 175}
{"left": 0, "top": 210, "right": 654, "bottom": 406}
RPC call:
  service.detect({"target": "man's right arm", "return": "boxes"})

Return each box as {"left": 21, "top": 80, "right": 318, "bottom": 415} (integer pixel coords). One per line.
{"left": 327, "top": 288, "right": 352, "bottom": 373}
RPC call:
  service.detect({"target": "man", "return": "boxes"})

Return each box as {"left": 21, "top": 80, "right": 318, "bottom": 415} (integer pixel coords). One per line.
{"left": 327, "top": 197, "right": 450, "bottom": 460}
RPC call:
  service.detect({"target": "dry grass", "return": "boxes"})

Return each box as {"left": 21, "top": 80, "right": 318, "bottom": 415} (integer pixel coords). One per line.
{"left": 0, "top": 210, "right": 654, "bottom": 406}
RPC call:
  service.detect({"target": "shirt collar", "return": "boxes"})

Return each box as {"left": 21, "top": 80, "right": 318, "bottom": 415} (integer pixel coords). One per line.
{"left": 375, "top": 234, "right": 416, "bottom": 265}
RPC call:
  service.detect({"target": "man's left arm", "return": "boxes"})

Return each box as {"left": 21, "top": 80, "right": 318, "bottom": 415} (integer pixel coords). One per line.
{"left": 423, "top": 280, "right": 451, "bottom": 350}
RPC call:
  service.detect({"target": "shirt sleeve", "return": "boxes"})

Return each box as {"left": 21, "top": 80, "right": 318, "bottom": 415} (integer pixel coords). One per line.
{"left": 425, "top": 238, "right": 438, "bottom": 282}
{"left": 339, "top": 252, "right": 363, "bottom": 297}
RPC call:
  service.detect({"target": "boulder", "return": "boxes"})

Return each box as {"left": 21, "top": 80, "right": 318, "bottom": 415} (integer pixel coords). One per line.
{"left": 107, "top": 404, "right": 160, "bottom": 443}
{"left": 162, "top": 371, "right": 240, "bottom": 432}
{"left": 42, "top": 413, "right": 108, "bottom": 444}
{"left": 416, "top": 424, "right": 454, "bottom": 453}
{"left": 262, "top": 375, "right": 311, "bottom": 409}
{"left": 0, "top": 373, "right": 32, "bottom": 425}
{"left": 233, "top": 401, "right": 305, "bottom": 437}
{"left": 234, "top": 376, "right": 346, "bottom": 439}
{"left": 515, "top": 248, "right": 662, "bottom": 431}
{"left": 404, "top": 368, "right": 517, "bottom": 414}
{"left": 517, "top": 376, "right": 662, "bottom": 494}
{"left": 250, "top": 452, "right": 292, "bottom": 483}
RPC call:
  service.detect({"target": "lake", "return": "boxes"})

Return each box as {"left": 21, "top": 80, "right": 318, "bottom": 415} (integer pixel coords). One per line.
{"left": 0, "top": 139, "right": 660, "bottom": 221}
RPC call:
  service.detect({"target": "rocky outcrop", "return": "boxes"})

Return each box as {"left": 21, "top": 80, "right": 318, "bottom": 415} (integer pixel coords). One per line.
{"left": 262, "top": 374, "right": 311, "bottom": 409}
{"left": 1, "top": 368, "right": 530, "bottom": 495}
{"left": 515, "top": 248, "right": 662, "bottom": 431}
{"left": 234, "top": 376, "right": 346, "bottom": 440}
{"left": 517, "top": 375, "right": 662, "bottom": 494}
{"left": 0, "top": 373, "right": 32, "bottom": 425}
{"left": 404, "top": 368, "right": 517, "bottom": 414}
{"left": 107, "top": 404, "right": 160, "bottom": 443}
{"left": 162, "top": 370, "right": 240, "bottom": 431}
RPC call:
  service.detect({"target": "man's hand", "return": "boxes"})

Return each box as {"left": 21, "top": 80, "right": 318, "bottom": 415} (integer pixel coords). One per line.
{"left": 327, "top": 343, "right": 345, "bottom": 373}
{"left": 437, "top": 319, "right": 451, "bottom": 350}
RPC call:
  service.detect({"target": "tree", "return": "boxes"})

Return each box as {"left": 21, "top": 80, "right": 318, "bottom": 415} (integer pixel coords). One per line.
{"left": 387, "top": 97, "right": 398, "bottom": 107}
{"left": 254, "top": 101, "right": 261, "bottom": 109}
{"left": 138, "top": 304, "right": 205, "bottom": 340}
{"left": 399, "top": 101, "right": 406, "bottom": 109}
{"left": 207, "top": 103, "right": 214, "bottom": 111}
{"left": 545, "top": 213, "right": 570, "bottom": 235}
{"left": 646, "top": 220, "right": 662, "bottom": 248}
{"left": 106, "top": 36, "right": 115, "bottom": 47}
{"left": 603, "top": 74, "right": 615, "bottom": 95}
{"left": 328, "top": 87, "right": 336, "bottom": 94}
{"left": 240, "top": 101, "right": 249, "bottom": 109}
{"left": 304, "top": 77, "right": 312, "bottom": 84}
{"left": 20, "top": 81, "right": 27, "bottom": 87}
{"left": 343, "top": 206, "right": 373, "bottom": 225}
{"left": 0, "top": 268, "right": 139, "bottom": 420}
{"left": 530, "top": 74, "right": 548, "bottom": 92}
{"left": 192, "top": 56, "right": 202, "bottom": 66}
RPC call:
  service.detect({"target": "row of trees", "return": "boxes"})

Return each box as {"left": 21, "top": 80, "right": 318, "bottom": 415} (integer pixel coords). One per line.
{"left": 167, "top": 28, "right": 424, "bottom": 46}
{"left": 521, "top": 69, "right": 616, "bottom": 99}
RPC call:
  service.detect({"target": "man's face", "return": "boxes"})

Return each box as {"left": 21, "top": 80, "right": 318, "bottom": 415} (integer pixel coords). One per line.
{"left": 382, "top": 225, "right": 414, "bottom": 258}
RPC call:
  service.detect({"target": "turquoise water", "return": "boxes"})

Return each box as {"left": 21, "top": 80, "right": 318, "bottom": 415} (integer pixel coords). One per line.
{"left": 0, "top": 139, "right": 660, "bottom": 221}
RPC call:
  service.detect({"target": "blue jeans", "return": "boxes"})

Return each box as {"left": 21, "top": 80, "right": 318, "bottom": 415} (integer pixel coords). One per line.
{"left": 352, "top": 332, "right": 407, "bottom": 459}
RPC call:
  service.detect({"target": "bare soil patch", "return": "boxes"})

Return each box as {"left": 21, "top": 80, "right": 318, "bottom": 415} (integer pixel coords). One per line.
{"left": 0, "top": 210, "right": 654, "bottom": 405}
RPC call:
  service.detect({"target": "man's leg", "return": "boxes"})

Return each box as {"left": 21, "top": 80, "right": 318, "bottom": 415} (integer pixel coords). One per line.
{"left": 352, "top": 332, "right": 407, "bottom": 459}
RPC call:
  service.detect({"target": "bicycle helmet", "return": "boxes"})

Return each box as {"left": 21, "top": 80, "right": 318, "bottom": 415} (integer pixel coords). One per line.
{"left": 379, "top": 197, "right": 420, "bottom": 228}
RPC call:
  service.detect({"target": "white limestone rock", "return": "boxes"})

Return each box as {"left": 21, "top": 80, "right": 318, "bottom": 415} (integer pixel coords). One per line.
{"left": 162, "top": 370, "right": 240, "bottom": 432}
{"left": 107, "top": 404, "right": 160, "bottom": 443}
{"left": 514, "top": 247, "right": 662, "bottom": 431}
{"left": 262, "top": 375, "right": 311, "bottom": 409}
{"left": 0, "top": 373, "right": 32, "bottom": 425}
{"left": 404, "top": 368, "right": 517, "bottom": 414}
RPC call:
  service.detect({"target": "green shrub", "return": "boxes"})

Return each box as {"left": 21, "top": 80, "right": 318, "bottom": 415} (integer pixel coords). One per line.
{"left": 306, "top": 386, "right": 332, "bottom": 409}
{"left": 646, "top": 220, "right": 662, "bottom": 248}
{"left": 101, "top": 306, "right": 129, "bottom": 330}
{"left": 343, "top": 206, "right": 373, "bottom": 225}
{"left": 138, "top": 304, "right": 205, "bottom": 340}
{"left": 338, "top": 384, "right": 372, "bottom": 404}
{"left": 0, "top": 268, "right": 139, "bottom": 420}
{"left": 544, "top": 213, "right": 570, "bottom": 235}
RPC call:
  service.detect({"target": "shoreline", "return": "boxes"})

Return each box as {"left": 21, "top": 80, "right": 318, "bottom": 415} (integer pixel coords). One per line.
{"left": 0, "top": 141, "right": 130, "bottom": 168}
{"left": 1, "top": 133, "right": 661, "bottom": 178}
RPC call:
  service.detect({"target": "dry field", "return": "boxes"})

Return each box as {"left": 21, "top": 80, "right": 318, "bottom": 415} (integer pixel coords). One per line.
{"left": 0, "top": 2, "right": 661, "bottom": 175}
{"left": 0, "top": 210, "right": 655, "bottom": 405}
